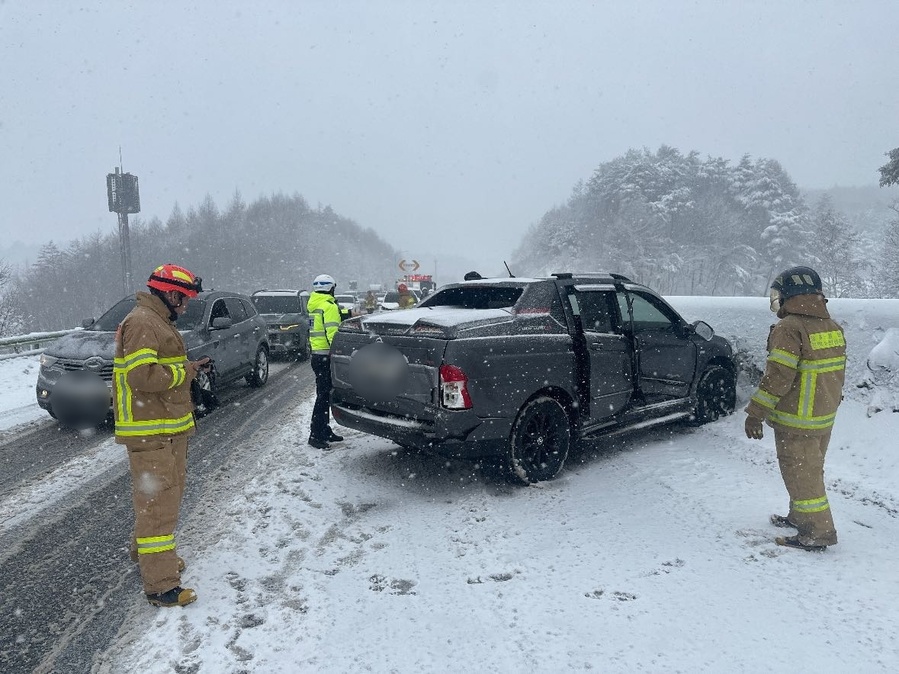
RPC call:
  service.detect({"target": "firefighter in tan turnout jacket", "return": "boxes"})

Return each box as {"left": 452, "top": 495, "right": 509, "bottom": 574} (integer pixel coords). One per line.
{"left": 114, "top": 264, "right": 209, "bottom": 607}
{"left": 745, "top": 266, "right": 846, "bottom": 552}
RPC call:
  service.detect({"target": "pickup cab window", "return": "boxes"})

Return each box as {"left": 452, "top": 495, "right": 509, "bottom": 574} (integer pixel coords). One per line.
{"left": 569, "top": 290, "right": 616, "bottom": 333}
{"left": 422, "top": 286, "right": 523, "bottom": 309}
{"left": 617, "top": 291, "right": 678, "bottom": 331}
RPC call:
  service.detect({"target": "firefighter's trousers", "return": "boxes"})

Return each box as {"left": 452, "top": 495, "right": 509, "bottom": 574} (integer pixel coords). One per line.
{"left": 774, "top": 428, "right": 838, "bottom": 546}
{"left": 126, "top": 435, "right": 188, "bottom": 594}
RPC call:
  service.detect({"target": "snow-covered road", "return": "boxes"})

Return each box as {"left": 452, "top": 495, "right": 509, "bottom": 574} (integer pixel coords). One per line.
{"left": 2, "top": 294, "right": 898, "bottom": 672}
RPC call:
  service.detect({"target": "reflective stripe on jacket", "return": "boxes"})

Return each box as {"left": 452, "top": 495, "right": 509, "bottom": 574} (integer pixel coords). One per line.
{"left": 113, "top": 292, "right": 196, "bottom": 441}
{"left": 746, "top": 294, "right": 846, "bottom": 435}
{"left": 307, "top": 291, "right": 341, "bottom": 355}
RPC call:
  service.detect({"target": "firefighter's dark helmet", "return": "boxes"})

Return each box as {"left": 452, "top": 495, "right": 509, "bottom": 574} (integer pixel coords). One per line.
{"left": 770, "top": 266, "right": 823, "bottom": 299}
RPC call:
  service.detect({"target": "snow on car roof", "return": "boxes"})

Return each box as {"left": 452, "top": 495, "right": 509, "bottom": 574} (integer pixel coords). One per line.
{"left": 362, "top": 305, "right": 511, "bottom": 327}
{"left": 253, "top": 289, "right": 302, "bottom": 296}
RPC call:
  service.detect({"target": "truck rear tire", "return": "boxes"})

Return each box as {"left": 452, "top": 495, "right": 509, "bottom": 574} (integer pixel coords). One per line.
{"left": 506, "top": 396, "right": 570, "bottom": 484}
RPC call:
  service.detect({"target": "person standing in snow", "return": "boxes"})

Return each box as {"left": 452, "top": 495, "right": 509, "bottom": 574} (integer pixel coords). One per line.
{"left": 363, "top": 290, "right": 378, "bottom": 314}
{"left": 397, "top": 283, "right": 416, "bottom": 309}
{"left": 114, "top": 263, "right": 209, "bottom": 607}
{"left": 744, "top": 266, "right": 846, "bottom": 552}
{"left": 307, "top": 274, "right": 344, "bottom": 450}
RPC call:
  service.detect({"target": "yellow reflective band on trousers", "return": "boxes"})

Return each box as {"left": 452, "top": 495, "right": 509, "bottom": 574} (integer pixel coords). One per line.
{"left": 792, "top": 496, "right": 830, "bottom": 514}
{"left": 768, "top": 355, "right": 846, "bottom": 431}
{"left": 114, "top": 350, "right": 194, "bottom": 436}
{"left": 136, "top": 533, "right": 176, "bottom": 554}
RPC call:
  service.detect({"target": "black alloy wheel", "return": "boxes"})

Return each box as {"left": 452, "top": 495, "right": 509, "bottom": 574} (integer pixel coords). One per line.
{"left": 507, "top": 396, "right": 571, "bottom": 485}
{"left": 692, "top": 365, "right": 736, "bottom": 424}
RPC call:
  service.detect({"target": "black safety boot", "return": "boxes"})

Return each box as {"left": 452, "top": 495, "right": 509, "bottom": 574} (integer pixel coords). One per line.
{"left": 775, "top": 535, "right": 827, "bottom": 552}
{"left": 308, "top": 437, "right": 330, "bottom": 450}
{"left": 146, "top": 586, "right": 197, "bottom": 607}
{"left": 770, "top": 514, "right": 798, "bottom": 529}
{"left": 327, "top": 431, "right": 344, "bottom": 442}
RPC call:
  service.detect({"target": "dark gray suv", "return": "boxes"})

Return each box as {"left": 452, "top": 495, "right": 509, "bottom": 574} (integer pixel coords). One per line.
{"left": 250, "top": 289, "right": 310, "bottom": 360}
{"left": 36, "top": 290, "right": 270, "bottom": 424}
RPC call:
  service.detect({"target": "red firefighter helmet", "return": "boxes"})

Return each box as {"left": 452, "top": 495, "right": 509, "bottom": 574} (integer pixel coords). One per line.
{"left": 398, "top": 283, "right": 408, "bottom": 293}
{"left": 147, "top": 264, "right": 203, "bottom": 297}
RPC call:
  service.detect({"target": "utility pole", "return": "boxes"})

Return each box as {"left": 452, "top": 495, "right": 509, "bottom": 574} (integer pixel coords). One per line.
{"left": 106, "top": 157, "right": 140, "bottom": 295}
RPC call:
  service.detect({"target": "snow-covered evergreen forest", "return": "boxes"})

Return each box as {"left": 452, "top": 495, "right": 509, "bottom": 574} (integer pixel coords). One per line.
{"left": 1, "top": 145, "right": 898, "bottom": 335}
{"left": 0, "top": 193, "right": 400, "bottom": 334}
{"left": 512, "top": 146, "right": 899, "bottom": 297}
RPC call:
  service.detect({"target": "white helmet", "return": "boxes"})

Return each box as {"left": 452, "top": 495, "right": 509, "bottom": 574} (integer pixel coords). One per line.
{"left": 312, "top": 274, "right": 336, "bottom": 292}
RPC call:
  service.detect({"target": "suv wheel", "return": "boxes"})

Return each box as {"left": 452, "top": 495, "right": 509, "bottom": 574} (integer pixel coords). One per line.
{"left": 192, "top": 367, "right": 219, "bottom": 417}
{"left": 506, "top": 396, "right": 571, "bottom": 485}
{"left": 247, "top": 346, "right": 269, "bottom": 387}
{"left": 296, "top": 338, "right": 310, "bottom": 362}
{"left": 692, "top": 365, "right": 736, "bottom": 424}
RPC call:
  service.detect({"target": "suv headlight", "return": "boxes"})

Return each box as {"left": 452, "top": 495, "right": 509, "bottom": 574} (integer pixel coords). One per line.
{"left": 40, "top": 354, "right": 58, "bottom": 368}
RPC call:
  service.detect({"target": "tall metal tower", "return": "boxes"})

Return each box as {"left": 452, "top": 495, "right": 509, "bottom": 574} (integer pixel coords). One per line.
{"left": 106, "top": 163, "right": 140, "bottom": 295}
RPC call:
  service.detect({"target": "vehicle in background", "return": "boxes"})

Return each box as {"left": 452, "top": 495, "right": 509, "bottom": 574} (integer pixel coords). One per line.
{"left": 330, "top": 272, "right": 736, "bottom": 484}
{"left": 250, "top": 289, "right": 311, "bottom": 360}
{"left": 36, "top": 290, "right": 270, "bottom": 425}
{"left": 398, "top": 273, "right": 436, "bottom": 296}
{"left": 378, "top": 291, "right": 402, "bottom": 311}
{"left": 334, "top": 293, "right": 360, "bottom": 318}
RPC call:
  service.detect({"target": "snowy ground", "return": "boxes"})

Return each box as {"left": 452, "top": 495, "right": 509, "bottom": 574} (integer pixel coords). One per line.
{"left": 2, "top": 297, "right": 899, "bottom": 672}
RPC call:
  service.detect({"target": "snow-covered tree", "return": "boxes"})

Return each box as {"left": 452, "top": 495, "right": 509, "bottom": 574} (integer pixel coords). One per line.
{"left": 808, "top": 195, "right": 868, "bottom": 297}
{"left": 877, "top": 206, "right": 899, "bottom": 298}
{"left": 879, "top": 147, "right": 899, "bottom": 187}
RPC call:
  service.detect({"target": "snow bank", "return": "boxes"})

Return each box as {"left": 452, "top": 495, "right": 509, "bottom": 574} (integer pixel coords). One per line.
{"left": 667, "top": 296, "right": 899, "bottom": 401}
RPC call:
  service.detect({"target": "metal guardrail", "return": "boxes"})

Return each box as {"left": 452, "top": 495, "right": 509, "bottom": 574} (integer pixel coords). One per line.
{"left": 0, "top": 330, "right": 78, "bottom": 358}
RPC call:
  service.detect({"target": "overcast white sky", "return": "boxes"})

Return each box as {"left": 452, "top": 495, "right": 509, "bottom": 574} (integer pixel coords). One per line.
{"left": 1, "top": 0, "right": 897, "bottom": 271}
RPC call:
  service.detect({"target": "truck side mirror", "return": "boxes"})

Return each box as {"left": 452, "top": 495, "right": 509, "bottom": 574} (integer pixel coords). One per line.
{"left": 691, "top": 320, "right": 715, "bottom": 341}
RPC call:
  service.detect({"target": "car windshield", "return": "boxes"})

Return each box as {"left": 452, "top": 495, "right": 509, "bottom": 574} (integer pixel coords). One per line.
{"left": 421, "top": 286, "right": 523, "bottom": 310}
{"left": 252, "top": 296, "right": 303, "bottom": 314}
{"left": 88, "top": 296, "right": 207, "bottom": 331}
{"left": 335, "top": 295, "right": 356, "bottom": 304}
{"left": 382, "top": 292, "right": 401, "bottom": 303}
{"left": 89, "top": 297, "right": 136, "bottom": 331}
{"left": 176, "top": 299, "right": 206, "bottom": 330}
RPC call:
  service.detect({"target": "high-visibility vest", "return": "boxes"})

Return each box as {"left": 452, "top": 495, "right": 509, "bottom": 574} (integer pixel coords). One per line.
{"left": 307, "top": 292, "right": 341, "bottom": 354}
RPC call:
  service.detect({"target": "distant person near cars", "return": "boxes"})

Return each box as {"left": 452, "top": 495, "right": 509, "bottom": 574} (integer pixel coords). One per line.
{"left": 114, "top": 263, "right": 210, "bottom": 607}
{"left": 307, "top": 274, "right": 344, "bottom": 450}
{"left": 363, "top": 290, "right": 378, "bottom": 314}
{"left": 397, "top": 283, "right": 416, "bottom": 309}
{"left": 745, "top": 266, "right": 846, "bottom": 552}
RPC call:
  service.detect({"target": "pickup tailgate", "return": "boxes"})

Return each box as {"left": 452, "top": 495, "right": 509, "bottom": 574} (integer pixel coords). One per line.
{"left": 329, "top": 306, "right": 514, "bottom": 442}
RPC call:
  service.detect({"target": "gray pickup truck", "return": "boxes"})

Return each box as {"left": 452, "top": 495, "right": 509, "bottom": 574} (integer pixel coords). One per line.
{"left": 330, "top": 273, "right": 736, "bottom": 484}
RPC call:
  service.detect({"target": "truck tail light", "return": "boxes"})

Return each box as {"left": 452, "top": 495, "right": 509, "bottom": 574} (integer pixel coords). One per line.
{"left": 439, "top": 364, "right": 472, "bottom": 410}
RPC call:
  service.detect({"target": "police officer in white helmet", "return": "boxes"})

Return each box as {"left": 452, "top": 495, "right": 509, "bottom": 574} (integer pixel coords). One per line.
{"left": 307, "top": 274, "right": 344, "bottom": 449}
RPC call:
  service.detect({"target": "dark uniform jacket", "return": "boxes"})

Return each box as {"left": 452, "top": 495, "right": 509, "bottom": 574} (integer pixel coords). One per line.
{"left": 113, "top": 292, "right": 197, "bottom": 441}
{"left": 745, "top": 294, "right": 846, "bottom": 435}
